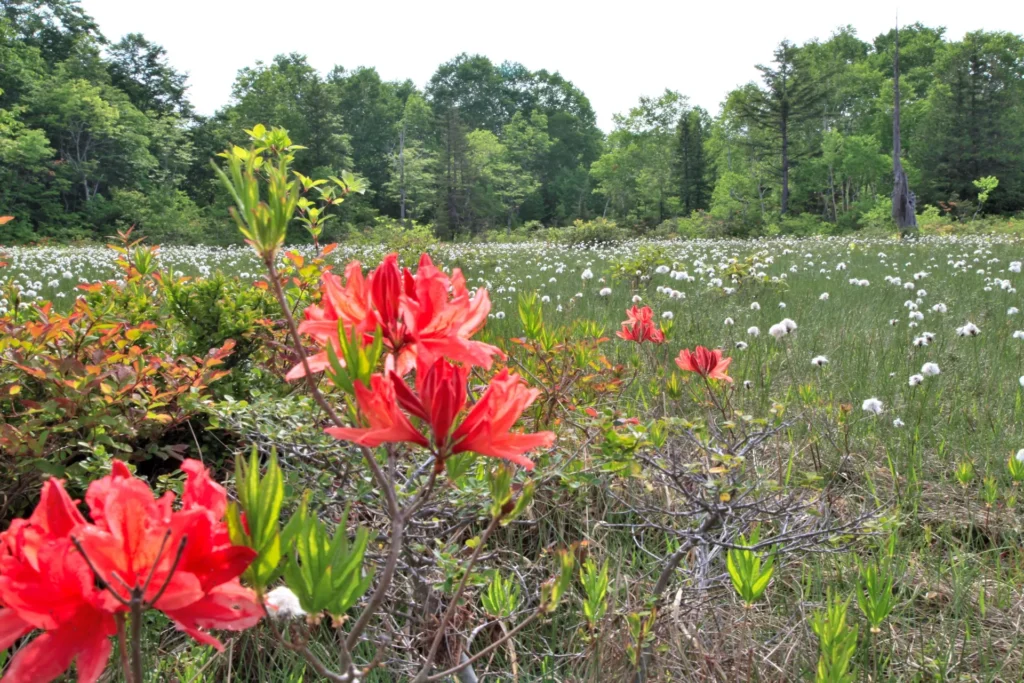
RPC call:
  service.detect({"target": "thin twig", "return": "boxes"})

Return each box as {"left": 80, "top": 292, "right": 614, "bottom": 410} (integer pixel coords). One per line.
{"left": 145, "top": 537, "right": 189, "bottom": 608}
{"left": 116, "top": 614, "right": 131, "bottom": 683}
{"left": 425, "top": 611, "right": 542, "bottom": 682}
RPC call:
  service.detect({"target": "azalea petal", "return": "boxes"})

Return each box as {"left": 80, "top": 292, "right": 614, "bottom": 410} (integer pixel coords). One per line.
{"left": 164, "top": 582, "right": 263, "bottom": 652}
{"left": 2, "top": 610, "right": 114, "bottom": 683}
{"left": 285, "top": 351, "right": 331, "bottom": 381}
{"left": 148, "top": 570, "right": 205, "bottom": 611}
{"left": 181, "top": 459, "right": 228, "bottom": 518}
{"left": 2, "top": 630, "right": 77, "bottom": 683}
{"left": 0, "top": 607, "right": 33, "bottom": 650}
{"left": 32, "top": 479, "right": 85, "bottom": 537}
{"left": 73, "top": 630, "right": 114, "bottom": 683}
{"left": 191, "top": 546, "right": 258, "bottom": 592}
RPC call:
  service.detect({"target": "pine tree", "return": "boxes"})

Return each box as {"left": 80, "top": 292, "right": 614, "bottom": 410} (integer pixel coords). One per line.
{"left": 739, "top": 41, "right": 826, "bottom": 214}
{"left": 673, "top": 107, "right": 710, "bottom": 213}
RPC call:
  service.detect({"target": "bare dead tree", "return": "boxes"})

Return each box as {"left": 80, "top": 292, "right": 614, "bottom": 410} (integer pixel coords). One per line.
{"left": 891, "top": 22, "right": 919, "bottom": 238}
{"left": 398, "top": 120, "right": 407, "bottom": 226}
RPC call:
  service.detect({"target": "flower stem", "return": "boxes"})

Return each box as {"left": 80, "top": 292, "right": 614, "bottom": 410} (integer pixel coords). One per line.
{"left": 130, "top": 595, "right": 144, "bottom": 683}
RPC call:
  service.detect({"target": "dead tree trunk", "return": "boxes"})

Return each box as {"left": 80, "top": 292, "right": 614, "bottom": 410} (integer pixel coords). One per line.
{"left": 398, "top": 121, "right": 407, "bottom": 226}
{"left": 891, "top": 24, "right": 918, "bottom": 238}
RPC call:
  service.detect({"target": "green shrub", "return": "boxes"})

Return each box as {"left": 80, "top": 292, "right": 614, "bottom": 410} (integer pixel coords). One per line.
{"left": 162, "top": 273, "right": 282, "bottom": 398}
{"left": 778, "top": 213, "right": 832, "bottom": 236}
{"left": 656, "top": 211, "right": 729, "bottom": 239}
{"left": 350, "top": 217, "right": 438, "bottom": 262}
{"left": 859, "top": 196, "right": 895, "bottom": 233}
{"left": 111, "top": 187, "right": 210, "bottom": 243}
{"left": 548, "top": 218, "right": 629, "bottom": 245}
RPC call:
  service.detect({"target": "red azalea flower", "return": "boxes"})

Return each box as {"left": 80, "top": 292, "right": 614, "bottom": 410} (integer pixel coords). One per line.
{"left": 328, "top": 358, "right": 554, "bottom": 471}
{"left": 450, "top": 368, "right": 555, "bottom": 470}
{"left": 398, "top": 254, "right": 503, "bottom": 374}
{"left": 675, "top": 346, "right": 733, "bottom": 383}
{"left": 288, "top": 253, "right": 503, "bottom": 380}
{"left": 391, "top": 357, "right": 468, "bottom": 451}
{"left": 616, "top": 306, "right": 665, "bottom": 344}
{"left": 286, "top": 260, "right": 378, "bottom": 380}
{"left": 325, "top": 373, "right": 430, "bottom": 449}
{"left": 0, "top": 479, "right": 116, "bottom": 683}
{"left": 75, "top": 460, "right": 262, "bottom": 650}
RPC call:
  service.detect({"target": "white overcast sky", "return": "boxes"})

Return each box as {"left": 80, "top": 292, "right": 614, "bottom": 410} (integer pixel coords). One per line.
{"left": 80, "top": 0, "right": 1024, "bottom": 131}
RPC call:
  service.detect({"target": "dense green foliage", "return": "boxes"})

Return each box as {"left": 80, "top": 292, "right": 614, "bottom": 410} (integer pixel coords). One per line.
{"left": 2, "top": 2, "right": 1024, "bottom": 243}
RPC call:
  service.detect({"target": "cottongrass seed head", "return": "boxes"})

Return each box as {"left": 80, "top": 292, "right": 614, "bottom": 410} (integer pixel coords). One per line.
{"left": 956, "top": 322, "right": 980, "bottom": 337}
{"left": 862, "top": 397, "right": 884, "bottom": 414}
{"left": 265, "top": 586, "right": 306, "bottom": 619}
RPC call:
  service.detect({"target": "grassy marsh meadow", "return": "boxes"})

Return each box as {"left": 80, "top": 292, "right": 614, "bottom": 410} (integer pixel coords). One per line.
{"left": 4, "top": 234, "right": 1024, "bottom": 680}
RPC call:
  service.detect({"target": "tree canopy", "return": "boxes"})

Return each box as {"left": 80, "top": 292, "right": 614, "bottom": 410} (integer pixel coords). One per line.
{"left": 1, "top": 2, "right": 1023, "bottom": 242}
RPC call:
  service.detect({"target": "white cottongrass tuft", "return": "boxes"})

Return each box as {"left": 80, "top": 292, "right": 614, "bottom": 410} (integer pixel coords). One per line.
{"left": 921, "top": 362, "right": 941, "bottom": 377}
{"left": 893, "top": 418, "right": 905, "bottom": 428}
{"left": 819, "top": 292, "right": 829, "bottom": 301}
{"left": 862, "top": 398, "right": 884, "bottom": 414}
{"left": 909, "top": 374, "right": 924, "bottom": 387}
{"left": 956, "top": 322, "right": 980, "bottom": 337}
{"left": 581, "top": 268, "right": 593, "bottom": 280}
{"left": 265, "top": 586, "right": 306, "bottom": 619}
{"left": 662, "top": 311, "right": 674, "bottom": 320}
{"left": 599, "top": 287, "right": 612, "bottom": 297}
{"left": 747, "top": 326, "right": 760, "bottom": 337}
{"left": 811, "top": 355, "right": 829, "bottom": 367}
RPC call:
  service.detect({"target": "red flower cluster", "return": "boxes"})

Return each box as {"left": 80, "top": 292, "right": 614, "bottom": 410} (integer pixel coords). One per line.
{"left": 288, "top": 253, "right": 502, "bottom": 380}
{"left": 616, "top": 306, "right": 665, "bottom": 344}
{"left": 675, "top": 346, "right": 733, "bottom": 383}
{"left": 329, "top": 358, "right": 555, "bottom": 471}
{"left": 292, "top": 253, "right": 555, "bottom": 472}
{"left": 0, "top": 461, "right": 261, "bottom": 682}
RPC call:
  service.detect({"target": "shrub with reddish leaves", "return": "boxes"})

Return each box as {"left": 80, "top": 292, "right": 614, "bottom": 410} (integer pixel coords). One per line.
{"left": 0, "top": 299, "right": 234, "bottom": 459}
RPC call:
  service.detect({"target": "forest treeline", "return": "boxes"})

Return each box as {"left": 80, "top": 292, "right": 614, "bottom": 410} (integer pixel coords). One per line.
{"left": 2, "top": 0, "right": 1023, "bottom": 243}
